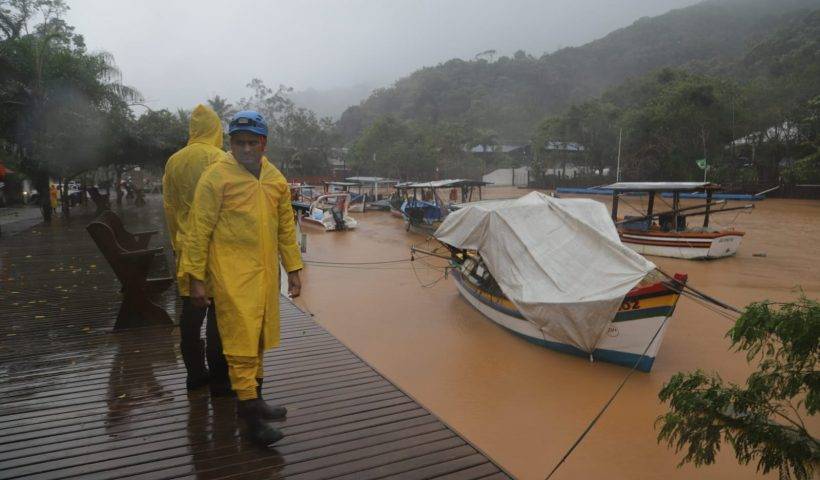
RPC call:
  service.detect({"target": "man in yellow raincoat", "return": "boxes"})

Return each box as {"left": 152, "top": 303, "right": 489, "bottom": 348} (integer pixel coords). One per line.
{"left": 180, "top": 110, "right": 303, "bottom": 446}
{"left": 162, "top": 104, "right": 230, "bottom": 394}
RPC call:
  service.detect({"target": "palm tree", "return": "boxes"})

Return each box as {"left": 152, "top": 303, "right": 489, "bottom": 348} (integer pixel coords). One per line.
{"left": 207, "top": 95, "right": 234, "bottom": 125}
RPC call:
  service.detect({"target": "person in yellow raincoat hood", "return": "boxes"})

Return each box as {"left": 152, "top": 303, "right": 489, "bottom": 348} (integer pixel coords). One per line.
{"left": 162, "top": 104, "right": 230, "bottom": 394}
{"left": 180, "top": 110, "right": 303, "bottom": 446}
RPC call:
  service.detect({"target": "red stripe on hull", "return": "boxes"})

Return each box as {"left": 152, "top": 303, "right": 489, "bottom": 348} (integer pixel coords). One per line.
{"left": 621, "top": 237, "right": 713, "bottom": 248}
{"left": 619, "top": 228, "right": 745, "bottom": 239}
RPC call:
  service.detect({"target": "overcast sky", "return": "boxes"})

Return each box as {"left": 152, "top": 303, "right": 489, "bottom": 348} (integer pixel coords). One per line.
{"left": 65, "top": 0, "right": 702, "bottom": 111}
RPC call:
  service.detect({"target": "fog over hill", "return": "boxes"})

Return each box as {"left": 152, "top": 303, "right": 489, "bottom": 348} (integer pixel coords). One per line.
{"left": 286, "top": 84, "right": 375, "bottom": 120}
{"left": 338, "top": 0, "right": 820, "bottom": 141}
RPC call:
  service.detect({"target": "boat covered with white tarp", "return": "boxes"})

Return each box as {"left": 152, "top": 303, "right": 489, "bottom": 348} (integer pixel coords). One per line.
{"left": 433, "top": 191, "right": 686, "bottom": 371}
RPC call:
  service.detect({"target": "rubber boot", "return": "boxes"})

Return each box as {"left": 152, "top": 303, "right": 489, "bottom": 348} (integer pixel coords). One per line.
{"left": 255, "top": 378, "right": 287, "bottom": 420}
{"left": 237, "top": 399, "right": 284, "bottom": 446}
{"left": 205, "top": 305, "right": 232, "bottom": 397}
{"left": 181, "top": 339, "right": 209, "bottom": 390}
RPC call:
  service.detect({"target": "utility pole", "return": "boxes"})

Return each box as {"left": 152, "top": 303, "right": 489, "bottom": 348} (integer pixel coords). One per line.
{"left": 615, "top": 128, "right": 623, "bottom": 182}
{"left": 702, "top": 128, "right": 708, "bottom": 183}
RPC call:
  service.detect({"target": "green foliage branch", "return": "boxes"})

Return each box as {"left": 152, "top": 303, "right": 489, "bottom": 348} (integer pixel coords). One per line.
{"left": 657, "top": 297, "right": 819, "bottom": 479}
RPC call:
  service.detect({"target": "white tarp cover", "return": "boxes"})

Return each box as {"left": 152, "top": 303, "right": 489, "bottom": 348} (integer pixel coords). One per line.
{"left": 435, "top": 191, "right": 656, "bottom": 353}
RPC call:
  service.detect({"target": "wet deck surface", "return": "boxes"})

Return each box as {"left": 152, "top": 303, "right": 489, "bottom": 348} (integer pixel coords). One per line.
{"left": 0, "top": 199, "right": 510, "bottom": 480}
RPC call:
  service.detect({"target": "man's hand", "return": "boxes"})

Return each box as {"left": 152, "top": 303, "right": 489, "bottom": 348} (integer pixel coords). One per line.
{"left": 287, "top": 270, "right": 302, "bottom": 298}
{"left": 190, "top": 278, "right": 211, "bottom": 308}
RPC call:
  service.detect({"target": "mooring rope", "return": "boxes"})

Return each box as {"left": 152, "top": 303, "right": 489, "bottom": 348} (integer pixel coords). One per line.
{"left": 544, "top": 313, "right": 671, "bottom": 479}
{"left": 543, "top": 270, "right": 743, "bottom": 479}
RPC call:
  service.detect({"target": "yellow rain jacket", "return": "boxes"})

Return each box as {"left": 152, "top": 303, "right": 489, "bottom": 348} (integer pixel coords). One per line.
{"left": 162, "top": 104, "right": 226, "bottom": 295}
{"left": 179, "top": 154, "right": 303, "bottom": 356}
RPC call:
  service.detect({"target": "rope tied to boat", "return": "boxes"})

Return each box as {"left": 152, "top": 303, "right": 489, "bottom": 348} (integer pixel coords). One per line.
{"left": 543, "top": 269, "right": 744, "bottom": 479}
{"left": 544, "top": 313, "right": 673, "bottom": 480}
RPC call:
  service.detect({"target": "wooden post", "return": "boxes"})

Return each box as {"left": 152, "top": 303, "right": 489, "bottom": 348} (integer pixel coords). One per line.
{"left": 611, "top": 192, "right": 620, "bottom": 222}
{"left": 703, "top": 189, "right": 712, "bottom": 227}
{"left": 672, "top": 192, "right": 680, "bottom": 231}
{"left": 647, "top": 192, "right": 655, "bottom": 223}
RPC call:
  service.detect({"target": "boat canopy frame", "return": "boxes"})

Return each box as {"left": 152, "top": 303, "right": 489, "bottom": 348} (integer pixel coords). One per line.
{"left": 344, "top": 177, "right": 400, "bottom": 200}
{"left": 605, "top": 182, "right": 726, "bottom": 230}
{"left": 405, "top": 179, "right": 491, "bottom": 204}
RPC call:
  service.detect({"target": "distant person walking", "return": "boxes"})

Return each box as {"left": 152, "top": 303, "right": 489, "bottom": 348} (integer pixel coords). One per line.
{"left": 49, "top": 185, "right": 58, "bottom": 213}
{"left": 180, "top": 110, "right": 303, "bottom": 446}
{"left": 162, "top": 104, "right": 231, "bottom": 394}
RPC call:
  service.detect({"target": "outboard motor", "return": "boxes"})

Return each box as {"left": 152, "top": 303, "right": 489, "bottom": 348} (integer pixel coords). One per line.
{"left": 331, "top": 206, "right": 346, "bottom": 230}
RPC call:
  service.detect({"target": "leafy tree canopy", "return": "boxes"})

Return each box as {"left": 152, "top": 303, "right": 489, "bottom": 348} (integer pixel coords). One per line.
{"left": 657, "top": 297, "right": 819, "bottom": 480}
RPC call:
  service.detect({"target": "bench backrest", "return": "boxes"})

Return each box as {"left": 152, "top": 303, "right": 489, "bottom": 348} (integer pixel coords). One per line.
{"left": 96, "top": 211, "right": 145, "bottom": 250}
{"left": 86, "top": 222, "right": 150, "bottom": 285}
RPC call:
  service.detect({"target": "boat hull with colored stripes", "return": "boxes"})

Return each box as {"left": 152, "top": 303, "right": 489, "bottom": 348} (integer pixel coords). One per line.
{"left": 619, "top": 229, "right": 744, "bottom": 259}
{"left": 452, "top": 269, "right": 682, "bottom": 372}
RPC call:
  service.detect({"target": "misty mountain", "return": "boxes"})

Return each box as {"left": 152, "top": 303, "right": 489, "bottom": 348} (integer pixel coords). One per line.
{"left": 286, "top": 84, "right": 376, "bottom": 120}
{"left": 338, "top": 0, "right": 820, "bottom": 143}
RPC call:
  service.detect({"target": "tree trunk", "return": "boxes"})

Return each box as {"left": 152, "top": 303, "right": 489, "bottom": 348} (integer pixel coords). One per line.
{"left": 34, "top": 173, "right": 52, "bottom": 223}
{"left": 60, "top": 178, "right": 71, "bottom": 217}
{"left": 116, "top": 168, "right": 123, "bottom": 205}
{"left": 80, "top": 179, "right": 88, "bottom": 208}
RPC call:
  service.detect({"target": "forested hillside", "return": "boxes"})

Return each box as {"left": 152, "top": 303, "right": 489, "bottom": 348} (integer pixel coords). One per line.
{"left": 528, "top": 9, "right": 820, "bottom": 186}
{"left": 339, "top": 0, "right": 820, "bottom": 142}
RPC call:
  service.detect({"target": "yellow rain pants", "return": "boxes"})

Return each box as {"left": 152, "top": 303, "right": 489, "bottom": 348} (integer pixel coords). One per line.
{"left": 179, "top": 153, "right": 303, "bottom": 358}
{"left": 226, "top": 339, "right": 265, "bottom": 400}
{"left": 162, "top": 104, "right": 226, "bottom": 296}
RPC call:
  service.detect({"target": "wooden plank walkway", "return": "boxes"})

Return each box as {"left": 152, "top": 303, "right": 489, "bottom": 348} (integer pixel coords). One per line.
{"left": 0, "top": 200, "right": 511, "bottom": 480}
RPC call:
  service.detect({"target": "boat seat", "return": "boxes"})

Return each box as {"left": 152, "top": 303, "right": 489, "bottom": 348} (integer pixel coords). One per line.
{"left": 622, "top": 216, "right": 651, "bottom": 231}
{"left": 659, "top": 213, "right": 687, "bottom": 232}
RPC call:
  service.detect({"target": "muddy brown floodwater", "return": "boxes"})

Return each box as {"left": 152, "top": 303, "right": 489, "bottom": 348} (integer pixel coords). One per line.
{"left": 295, "top": 187, "right": 820, "bottom": 480}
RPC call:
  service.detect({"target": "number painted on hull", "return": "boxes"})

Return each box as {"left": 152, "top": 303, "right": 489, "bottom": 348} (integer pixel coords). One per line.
{"left": 620, "top": 300, "right": 640, "bottom": 311}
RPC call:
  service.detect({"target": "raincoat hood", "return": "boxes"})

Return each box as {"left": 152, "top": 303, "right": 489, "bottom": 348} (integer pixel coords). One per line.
{"left": 187, "top": 104, "right": 223, "bottom": 149}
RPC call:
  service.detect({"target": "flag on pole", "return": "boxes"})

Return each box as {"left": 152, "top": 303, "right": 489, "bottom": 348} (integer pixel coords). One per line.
{"left": 695, "top": 158, "right": 709, "bottom": 170}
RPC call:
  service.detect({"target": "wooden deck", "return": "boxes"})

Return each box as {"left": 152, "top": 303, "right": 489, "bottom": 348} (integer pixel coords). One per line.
{"left": 0, "top": 201, "right": 511, "bottom": 480}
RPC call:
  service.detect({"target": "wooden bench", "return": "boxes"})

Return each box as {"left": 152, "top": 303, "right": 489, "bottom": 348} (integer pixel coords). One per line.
{"left": 96, "top": 210, "right": 159, "bottom": 251}
{"left": 87, "top": 187, "right": 111, "bottom": 214}
{"left": 86, "top": 221, "right": 173, "bottom": 329}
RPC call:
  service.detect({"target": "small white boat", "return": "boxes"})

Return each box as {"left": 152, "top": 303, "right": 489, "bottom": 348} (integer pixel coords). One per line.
{"left": 301, "top": 193, "right": 358, "bottom": 231}
{"left": 608, "top": 182, "right": 752, "bottom": 260}
{"left": 400, "top": 179, "right": 489, "bottom": 234}
{"left": 323, "top": 181, "right": 366, "bottom": 212}
{"left": 346, "top": 176, "right": 399, "bottom": 211}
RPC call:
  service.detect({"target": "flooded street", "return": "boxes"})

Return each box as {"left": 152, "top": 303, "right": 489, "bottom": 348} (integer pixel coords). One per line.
{"left": 296, "top": 188, "right": 820, "bottom": 480}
